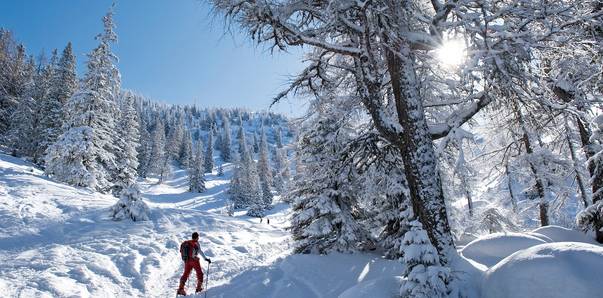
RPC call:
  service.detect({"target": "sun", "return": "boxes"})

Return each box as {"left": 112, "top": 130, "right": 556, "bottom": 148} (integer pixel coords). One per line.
{"left": 436, "top": 39, "right": 466, "bottom": 67}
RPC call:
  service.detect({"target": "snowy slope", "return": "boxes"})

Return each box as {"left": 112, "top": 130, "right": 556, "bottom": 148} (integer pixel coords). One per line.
{"left": 0, "top": 153, "right": 404, "bottom": 298}
{"left": 0, "top": 153, "right": 291, "bottom": 297}
{"left": 3, "top": 152, "right": 603, "bottom": 298}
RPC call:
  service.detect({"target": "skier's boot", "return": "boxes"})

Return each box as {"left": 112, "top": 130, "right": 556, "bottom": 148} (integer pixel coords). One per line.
{"left": 195, "top": 286, "right": 203, "bottom": 293}
{"left": 177, "top": 282, "right": 187, "bottom": 296}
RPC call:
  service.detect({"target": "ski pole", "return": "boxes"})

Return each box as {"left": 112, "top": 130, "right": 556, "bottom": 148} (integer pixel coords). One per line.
{"left": 204, "top": 262, "right": 210, "bottom": 298}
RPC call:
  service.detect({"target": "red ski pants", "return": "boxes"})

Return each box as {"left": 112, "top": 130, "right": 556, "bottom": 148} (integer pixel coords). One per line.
{"left": 179, "top": 259, "right": 204, "bottom": 290}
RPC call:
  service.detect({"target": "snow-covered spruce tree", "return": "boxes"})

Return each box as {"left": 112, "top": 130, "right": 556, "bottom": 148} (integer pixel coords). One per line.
{"left": 272, "top": 147, "right": 287, "bottom": 194}
{"left": 109, "top": 185, "right": 150, "bottom": 221}
{"left": 257, "top": 126, "right": 273, "bottom": 208}
{"left": 275, "top": 126, "right": 283, "bottom": 148}
{"left": 230, "top": 124, "right": 261, "bottom": 209}
{"left": 137, "top": 113, "right": 152, "bottom": 178}
{"left": 0, "top": 41, "right": 29, "bottom": 137}
{"left": 578, "top": 114, "right": 603, "bottom": 243}
{"left": 53, "top": 42, "right": 77, "bottom": 106}
{"left": 45, "top": 9, "right": 121, "bottom": 191}
{"left": 189, "top": 140, "right": 206, "bottom": 192}
{"left": 220, "top": 113, "right": 232, "bottom": 162}
{"left": 204, "top": 129, "right": 214, "bottom": 173}
{"left": 112, "top": 91, "right": 140, "bottom": 194}
{"left": 252, "top": 133, "right": 259, "bottom": 153}
{"left": 217, "top": 162, "right": 224, "bottom": 176}
{"left": 149, "top": 116, "right": 169, "bottom": 182}
{"left": 179, "top": 130, "right": 193, "bottom": 168}
{"left": 6, "top": 55, "right": 36, "bottom": 157}
{"left": 237, "top": 121, "right": 246, "bottom": 156}
{"left": 356, "top": 149, "right": 412, "bottom": 259}
{"left": 400, "top": 220, "right": 451, "bottom": 298}
{"left": 33, "top": 43, "right": 77, "bottom": 164}
{"left": 166, "top": 115, "right": 184, "bottom": 160}
{"left": 32, "top": 49, "right": 63, "bottom": 164}
{"left": 289, "top": 111, "right": 371, "bottom": 254}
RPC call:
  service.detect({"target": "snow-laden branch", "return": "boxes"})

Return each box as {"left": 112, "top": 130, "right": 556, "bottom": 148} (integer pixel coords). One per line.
{"left": 430, "top": 92, "right": 490, "bottom": 140}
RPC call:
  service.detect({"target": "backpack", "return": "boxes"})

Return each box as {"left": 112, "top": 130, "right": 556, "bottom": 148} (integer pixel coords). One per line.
{"left": 180, "top": 240, "right": 192, "bottom": 261}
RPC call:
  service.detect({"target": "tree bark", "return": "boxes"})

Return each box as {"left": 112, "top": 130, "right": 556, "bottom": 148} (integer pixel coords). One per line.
{"left": 385, "top": 45, "right": 455, "bottom": 262}
{"left": 564, "top": 117, "right": 590, "bottom": 208}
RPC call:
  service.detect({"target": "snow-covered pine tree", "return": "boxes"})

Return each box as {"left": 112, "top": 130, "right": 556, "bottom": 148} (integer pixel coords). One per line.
{"left": 53, "top": 42, "right": 77, "bottom": 105}
{"left": 400, "top": 220, "right": 450, "bottom": 298}
{"left": 275, "top": 126, "right": 283, "bottom": 148}
{"left": 45, "top": 9, "right": 121, "bottom": 191}
{"left": 257, "top": 126, "right": 273, "bottom": 208}
{"left": 112, "top": 91, "right": 140, "bottom": 194}
{"left": 109, "top": 184, "right": 150, "bottom": 221}
{"left": 32, "top": 50, "right": 61, "bottom": 164}
{"left": 204, "top": 129, "right": 214, "bottom": 173}
{"left": 189, "top": 140, "right": 206, "bottom": 192}
{"left": 6, "top": 55, "right": 36, "bottom": 157}
{"left": 179, "top": 130, "right": 193, "bottom": 168}
{"left": 1, "top": 42, "right": 29, "bottom": 137}
{"left": 230, "top": 123, "right": 261, "bottom": 210}
{"left": 220, "top": 113, "right": 232, "bottom": 162}
{"left": 360, "top": 157, "right": 411, "bottom": 259}
{"left": 166, "top": 115, "right": 184, "bottom": 160}
{"left": 272, "top": 147, "right": 286, "bottom": 194}
{"left": 578, "top": 114, "right": 603, "bottom": 243}
{"left": 252, "top": 133, "right": 259, "bottom": 153}
{"left": 149, "top": 116, "right": 168, "bottom": 181}
{"left": 289, "top": 114, "right": 370, "bottom": 254}
{"left": 229, "top": 160, "right": 244, "bottom": 207}
{"left": 137, "top": 113, "right": 152, "bottom": 178}
{"left": 217, "top": 162, "right": 224, "bottom": 176}
{"left": 237, "top": 122, "right": 246, "bottom": 156}
{"left": 34, "top": 42, "right": 77, "bottom": 164}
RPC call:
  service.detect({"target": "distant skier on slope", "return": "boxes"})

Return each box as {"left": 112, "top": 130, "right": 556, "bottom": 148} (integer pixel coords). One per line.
{"left": 177, "top": 232, "right": 212, "bottom": 296}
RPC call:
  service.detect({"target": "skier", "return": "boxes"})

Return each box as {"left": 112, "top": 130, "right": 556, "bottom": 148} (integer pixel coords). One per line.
{"left": 177, "top": 232, "right": 212, "bottom": 296}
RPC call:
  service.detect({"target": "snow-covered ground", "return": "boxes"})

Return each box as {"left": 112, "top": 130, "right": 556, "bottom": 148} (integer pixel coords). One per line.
{"left": 0, "top": 153, "right": 404, "bottom": 298}
{"left": 2, "top": 152, "right": 603, "bottom": 298}
{"left": 0, "top": 153, "right": 292, "bottom": 297}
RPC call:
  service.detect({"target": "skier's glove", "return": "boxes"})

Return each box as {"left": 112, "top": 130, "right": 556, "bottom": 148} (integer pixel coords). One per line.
{"left": 206, "top": 258, "right": 212, "bottom": 264}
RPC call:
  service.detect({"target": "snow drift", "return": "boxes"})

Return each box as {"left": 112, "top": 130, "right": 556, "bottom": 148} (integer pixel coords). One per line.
{"left": 460, "top": 232, "right": 546, "bottom": 267}
{"left": 481, "top": 242, "right": 603, "bottom": 298}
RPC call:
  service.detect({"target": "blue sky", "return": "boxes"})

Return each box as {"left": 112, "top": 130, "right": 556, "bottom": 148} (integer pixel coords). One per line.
{"left": 0, "top": 0, "right": 307, "bottom": 115}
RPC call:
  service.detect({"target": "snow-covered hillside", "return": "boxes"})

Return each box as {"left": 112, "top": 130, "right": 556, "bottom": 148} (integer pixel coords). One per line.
{"left": 0, "top": 152, "right": 405, "bottom": 298}
{"left": 0, "top": 152, "right": 292, "bottom": 297}
{"left": 3, "top": 150, "right": 603, "bottom": 298}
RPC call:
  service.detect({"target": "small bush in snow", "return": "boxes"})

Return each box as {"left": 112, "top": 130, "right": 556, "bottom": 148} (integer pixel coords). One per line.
{"left": 400, "top": 220, "right": 450, "bottom": 298}
{"left": 109, "top": 185, "right": 150, "bottom": 221}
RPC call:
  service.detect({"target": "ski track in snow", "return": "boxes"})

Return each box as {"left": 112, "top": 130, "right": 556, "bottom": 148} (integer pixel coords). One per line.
{"left": 0, "top": 153, "right": 292, "bottom": 298}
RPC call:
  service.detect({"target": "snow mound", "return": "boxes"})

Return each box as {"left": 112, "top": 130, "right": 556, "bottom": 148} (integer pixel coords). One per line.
{"left": 531, "top": 225, "right": 596, "bottom": 244}
{"left": 338, "top": 276, "right": 403, "bottom": 298}
{"left": 481, "top": 242, "right": 603, "bottom": 298}
{"left": 460, "top": 232, "right": 546, "bottom": 267}
{"left": 206, "top": 253, "right": 403, "bottom": 298}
